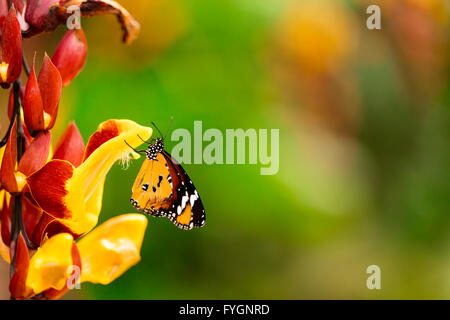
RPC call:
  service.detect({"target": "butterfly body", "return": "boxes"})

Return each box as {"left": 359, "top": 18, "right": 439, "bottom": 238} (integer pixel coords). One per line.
{"left": 130, "top": 138, "right": 206, "bottom": 230}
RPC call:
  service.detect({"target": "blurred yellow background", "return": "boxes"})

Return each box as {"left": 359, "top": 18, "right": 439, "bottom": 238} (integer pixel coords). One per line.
{"left": 1, "top": 0, "right": 449, "bottom": 299}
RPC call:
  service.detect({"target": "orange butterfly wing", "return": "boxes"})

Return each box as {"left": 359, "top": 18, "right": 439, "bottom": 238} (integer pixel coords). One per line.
{"left": 175, "top": 203, "right": 192, "bottom": 227}
{"left": 130, "top": 146, "right": 205, "bottom": 230}
{"left": 131, "top": 153, "right": 173, "bottom": 215}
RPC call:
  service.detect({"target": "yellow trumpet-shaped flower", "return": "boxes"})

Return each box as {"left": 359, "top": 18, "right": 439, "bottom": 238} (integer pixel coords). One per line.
{"left": 27, "top": 119, "right": 152, "bottom": 240}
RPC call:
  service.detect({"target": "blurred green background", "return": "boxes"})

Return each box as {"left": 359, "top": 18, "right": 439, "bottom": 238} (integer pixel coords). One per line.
{"left": 2, "top": 0, "right": 449, "bottom": 299}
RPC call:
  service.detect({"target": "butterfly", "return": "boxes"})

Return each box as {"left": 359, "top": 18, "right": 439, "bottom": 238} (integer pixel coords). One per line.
{"left": 127, "top": 122, "right": 206, "bottom": 230}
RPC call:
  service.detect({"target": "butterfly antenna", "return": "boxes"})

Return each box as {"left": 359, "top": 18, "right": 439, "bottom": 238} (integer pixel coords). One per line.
{"left": 151, "top": 122, "right": 164, "bottom": 139}
{"left": 137, "top": 134, "right": 153, "bottom": 144}
{"left": 164, "top": 117, "right": 174, "bottom": 140}
{"left": 124, "top": 140, "right": 147, "bottom": 154}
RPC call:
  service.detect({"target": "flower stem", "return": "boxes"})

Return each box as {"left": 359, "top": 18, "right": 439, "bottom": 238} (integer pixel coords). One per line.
{"left": 13, "top": 80, "right": 37, "bottom": 248}
{"left": 14, "top": 82, "right": 24, "bottom": 162}
{"left": 9, "top": 195, "right": 21, "bottom": 279}
{"left": 22, "top": 48, "right": 30, "bottom": 77}
{"left": 9, "top": 80, "right": 37, "bottom": 280}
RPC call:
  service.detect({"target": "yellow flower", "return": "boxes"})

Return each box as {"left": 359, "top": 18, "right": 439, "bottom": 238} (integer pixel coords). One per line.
{"left": 26, "top": 233, "right": 75, "bottom": 294}
{"left": 9, "top": 214, "right": 147, "bottom": 299}
{"left": 2, "top": 119, "right": 153, "bottom": 299}
{"left": 27, "top": 119, "right": 152, "bottom": 240}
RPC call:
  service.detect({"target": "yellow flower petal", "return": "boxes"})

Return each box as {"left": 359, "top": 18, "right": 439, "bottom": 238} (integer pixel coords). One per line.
{"left": 26, "top": 233, "right": 74, "bottom": 293}
{"left": 14, "top": 171, "right": 27, "bottom": 193}
{"left": 0, "top": 188, "right": 6, "bottom": 212}
{"left": 0, "top": 62, "right": 8, "bottom": 83}
{"left": 77, "top": 214, "right": 147, "bottom": 285}
{"left": 61, "top": 120, "right": 152, "bottom": 235}
{"left": 0, "top": 145, "right": 5, "bottom": 168}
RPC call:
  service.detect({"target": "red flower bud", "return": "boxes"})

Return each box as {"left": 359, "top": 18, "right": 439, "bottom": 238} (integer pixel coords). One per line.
{"left": 23, "top": 0, "right": 139, "bottom": 44}
{"left": 0, "top": 195, "right": 12, "bottom": 246}
{"left": 0, "top": 0, "right": 7, "bottom": 30}
{"left": 53, "top": 121, "right": 85, "bottom": 167}
{"left": 1, "top": 7, "right": 22, "bottom": 87}
{"left": 0, "top": 1, "right": 22, "bottom": 29}
{"left": 24, "top": 0, "right": 60, "bottom": 31}
{"left": 0, "top": 121, "right": 20, "bottom": 193}
{"left": 23, "top": 54, "right": 62, "bottom": 132}
{"left": 9, "top": 233, "right": 30, "bottom": 299}
{"left": 17, "top": 131, "right": 52, "bottom": 177}
{"left": 52, "top": 29, "right": 87, "bottom": 87}
{"left": 0, "top": 122, "right": 51, "bottom": 194}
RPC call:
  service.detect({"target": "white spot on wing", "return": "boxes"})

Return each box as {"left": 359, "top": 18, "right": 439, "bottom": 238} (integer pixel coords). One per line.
{"left": 181, "top": 194, "right": 189, "bottom": 209}
{"left": 190, "top": 190, "right": 199, "bottom": 207}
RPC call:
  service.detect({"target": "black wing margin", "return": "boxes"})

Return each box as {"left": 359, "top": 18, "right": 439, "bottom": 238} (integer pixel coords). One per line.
{"left": 162, "top": 151, "right": 206, "bottom": 229}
